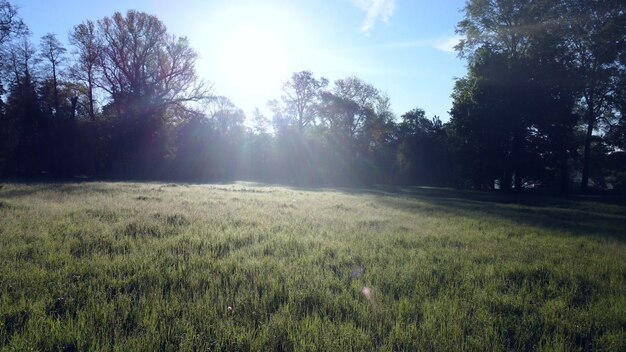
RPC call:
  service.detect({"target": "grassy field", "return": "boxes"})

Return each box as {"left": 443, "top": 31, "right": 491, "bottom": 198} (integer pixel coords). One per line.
{"left": 0, "top": 182, "right": 625, "bottom": 351}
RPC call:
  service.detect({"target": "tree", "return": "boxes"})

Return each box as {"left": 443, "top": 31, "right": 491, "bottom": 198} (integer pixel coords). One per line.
{"left": 319, "top": 91, "right": 361, "bottom": 137}
{"left": 280, "top": 70, "right": 328, "bottom": 131}
{"left": 448, "top": 67, "right": 508, "bottom": 190}
{"left": 0, "top": 1, "right": 26, "bottom": 132}
{"left": 39, "top": 33, "right": 66, "bottom": 117}
{"left": 90, "top": 10, "right": 212, "bottom": 177}
{"left": 360, "top": 93, "right": 398, "bottom": 184}
{"left": 96, "top": 10, "right": 210, "bottom": 120}
{"left": 267, "top": 98, "right": 290, "bottom": 134}
{"left": 251, "top": 107, "right": 270, "bottom": 135}
{"left": 456, "top": 0, "right": 552, "bottom": 60}
{"left": 452, "top": 0, "right": 609, "bottom": 192}
{"left": 317, "top": 76, "right": 395, "bottom": 184}
{"left": 0, "top": 0, "right": 25, "bottom": 49}
{"left": 556, "top": 0, "right": 626, "bottom": 191}
{"left": 69, "top": 20, "right": 99, "bottom": 119}
{"left": 320, "top": 76, "right": 380, "bottom": 138}
{"left": 397, "top": 108, "right": 450, "bottom": 185}
{"left": 456, "top": 0, "right": 550, "bottom": 190}
{"left": 4, "top": 36, "right": 43, "bottom": 176}
{"left": 206, "top": 96, "right": 245, "bottom": 136}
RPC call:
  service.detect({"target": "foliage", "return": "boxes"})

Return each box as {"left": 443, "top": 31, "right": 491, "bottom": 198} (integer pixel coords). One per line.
{"left": 396, "top": 109, "right": 449, "bottom": 186}
{"left": 451, "top": 0, "right": 626, "bottom": 192}
{"left": 0, "top": 1, "right": 625, "bottom": 191}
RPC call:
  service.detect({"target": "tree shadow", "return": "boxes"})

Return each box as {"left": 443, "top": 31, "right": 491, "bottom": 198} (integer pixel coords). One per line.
{"left": 369, "top": 186, "right": 626, "bottom": 242}
{"left": 2, "top": 180, "right": 624, "bottom": 241}
{"left": 250, "top": 182, "right": 625, "bottom": 241}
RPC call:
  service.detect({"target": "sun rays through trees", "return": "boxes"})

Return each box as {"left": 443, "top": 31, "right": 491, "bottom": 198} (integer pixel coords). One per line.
{"left": 0, "top": 0, "right": 624, "bottom": 190}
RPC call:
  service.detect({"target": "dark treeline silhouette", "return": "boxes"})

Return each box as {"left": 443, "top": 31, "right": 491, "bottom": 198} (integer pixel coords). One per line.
{"left": 0, "top": 0, "right": 624, "bottom": 192}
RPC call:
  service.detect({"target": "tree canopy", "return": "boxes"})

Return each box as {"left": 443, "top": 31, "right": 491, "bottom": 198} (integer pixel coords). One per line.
{"left": 0, "top": 2, "right": 624, "bottom": 192}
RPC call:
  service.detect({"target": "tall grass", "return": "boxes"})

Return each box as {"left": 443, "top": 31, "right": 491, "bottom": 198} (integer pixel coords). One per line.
{"left": 0, "top": 182, "right": 624, "bottom": 351}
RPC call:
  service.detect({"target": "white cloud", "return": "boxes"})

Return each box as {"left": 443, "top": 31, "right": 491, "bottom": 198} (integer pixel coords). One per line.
{"left": 433, "top": 35, "right": 462, "bottom": 53}
{"left": 371, "top": 35, "right": 462, "bottom": 53}
{"left": 351, "top": 0, "right": 396, "bottom": 33}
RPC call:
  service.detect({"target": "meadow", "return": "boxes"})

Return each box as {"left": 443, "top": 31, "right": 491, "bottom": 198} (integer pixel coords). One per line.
{"left": 0, "top": 182, "right": 624, "bottom": 351}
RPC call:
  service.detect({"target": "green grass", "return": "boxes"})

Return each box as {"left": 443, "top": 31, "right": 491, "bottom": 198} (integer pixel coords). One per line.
{"left": 0, "top": 182, "right": 625, "bottom": 351}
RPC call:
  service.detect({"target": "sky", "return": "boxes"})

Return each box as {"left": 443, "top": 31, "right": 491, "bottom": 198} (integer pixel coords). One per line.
{"left": 17, "top": 0, "right": 467, "bottom": 121}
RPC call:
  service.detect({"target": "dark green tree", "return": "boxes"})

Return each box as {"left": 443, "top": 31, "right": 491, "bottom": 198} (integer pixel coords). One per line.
{"left": 397, "top": 108, "right": 450, "bottom": 186}
{"left": 556, "top": 0, "right": 626, "bottom": 190}
{"left": 4, "top": 41, "right": 43, "bottom": 176}
{"left": 451, "top": 0, "right": 605, "bottom": 192}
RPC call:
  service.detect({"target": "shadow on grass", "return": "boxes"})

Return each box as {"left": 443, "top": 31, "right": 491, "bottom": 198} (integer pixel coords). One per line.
{"left": 0, "top": 182, "right": 116, "bottom": 199}
{"left": 261, "top": 181, "right": 625, "bottom": 241}
{"left": 370, "top": 186, "right": 626, "bottom": 242}
{"left": 2, "top": 179, "right": 625, "bottom": 241}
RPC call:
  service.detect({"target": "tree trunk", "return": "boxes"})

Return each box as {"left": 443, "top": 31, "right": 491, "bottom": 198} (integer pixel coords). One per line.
{"left": 502, "top": 168, "right": 512, "bottom": 191}
{"left": 559, "top": 151, "right": 569, "bottom": 194}
{"left": 580, "top": 98, "right": 595, "bottom": 192}
{"left": 52, "top": 62, "right": 59, "bottom": 117}
{"left": 88, "top": 71, "right": 95, "bottom": 119}
{"left": 514, "top": 169, "right": 523, "bottom": 193}
{"left": 70, "top": 96, "right": 78, "bottom": 119}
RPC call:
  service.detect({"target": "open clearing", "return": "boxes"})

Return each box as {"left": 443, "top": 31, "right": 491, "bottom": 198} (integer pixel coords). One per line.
{"left": 0, "top": 182, "right": 625, "bottom": 351}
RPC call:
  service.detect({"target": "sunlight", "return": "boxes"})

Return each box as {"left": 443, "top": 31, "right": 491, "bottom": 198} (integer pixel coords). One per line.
{"left": 216, "top": 24, "right": 292, "bottom": 94}
{"left": 4, "top": 1, "right": 626, "bottom": 349}
{"left": 202, "top": 2, "right": 312, "bottom": 107}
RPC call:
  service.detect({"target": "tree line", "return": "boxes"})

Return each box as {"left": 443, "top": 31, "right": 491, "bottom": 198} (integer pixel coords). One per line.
{"left": 0, "top": 0, "right": 624, "bottom": 192}
{"left": 450, "top": 0, "right": 625, "bottom": 192}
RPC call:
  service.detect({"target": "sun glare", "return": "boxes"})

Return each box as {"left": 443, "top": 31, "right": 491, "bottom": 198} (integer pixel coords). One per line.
{"left": 217, "top": 25, "right": 292, "bottom": 93}
{"left": 199, "top": 2, "right": 314, "bottom": 107}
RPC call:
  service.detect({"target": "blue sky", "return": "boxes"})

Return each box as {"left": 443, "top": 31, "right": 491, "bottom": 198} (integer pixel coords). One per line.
{"left": 17, "top": 0, "right": 467, "bottom": 121}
